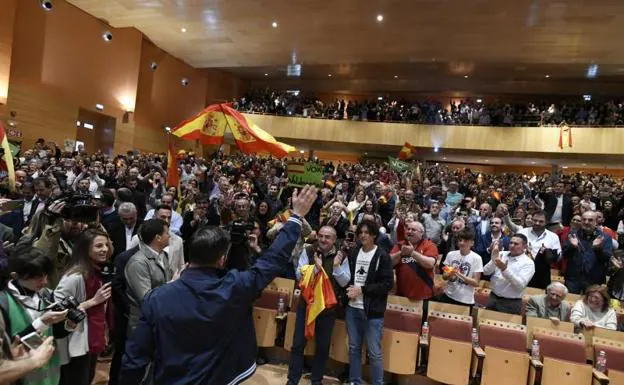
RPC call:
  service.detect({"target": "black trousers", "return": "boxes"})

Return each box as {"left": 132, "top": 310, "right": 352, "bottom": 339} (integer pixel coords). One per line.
{"left": 108, "top": 311, "right": 128, "bottom": 385}
{"left": 60, "top": 353, "right": 98, "bottom": 385}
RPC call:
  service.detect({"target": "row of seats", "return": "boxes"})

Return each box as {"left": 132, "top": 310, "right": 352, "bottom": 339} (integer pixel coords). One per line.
{"left": 253, "top": 278, "right": 624, "bottom": 385}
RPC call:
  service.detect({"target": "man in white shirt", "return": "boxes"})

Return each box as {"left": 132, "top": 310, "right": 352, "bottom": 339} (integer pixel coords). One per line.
{"left": 143, "top": 193, "right": 183, "bottom": 235}
{"left": 518, "top": 211, "right": 561, "bottom": 289}
{"left": 483, "top": 233, "right": 535, "bottom": 314}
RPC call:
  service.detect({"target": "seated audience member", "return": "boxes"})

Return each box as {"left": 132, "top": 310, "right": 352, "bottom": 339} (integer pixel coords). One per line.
{"left": 438, "top": 228, "right": 483, "bottom": 309}
{"left": 570, "top": 284, "right": 618, "bottom": 331}
{"left": 525, "top": 281, "right": 570, "bottom": 323}
{"left": 607, "top": 250, "right": 624, "bottom": 307}
{"left": 483, "top": 234, "right": 535, "bottom": 315}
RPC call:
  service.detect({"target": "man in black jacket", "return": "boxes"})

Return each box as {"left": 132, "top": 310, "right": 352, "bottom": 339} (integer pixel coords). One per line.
{"left": 344, "top": 219, "right": 393, "bottom": 385}
{"left": 539, "top": 182, "right": 573, "bottom": 226}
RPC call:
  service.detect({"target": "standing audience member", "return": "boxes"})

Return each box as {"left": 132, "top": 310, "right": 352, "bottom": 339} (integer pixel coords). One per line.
{"left": 483, "top": 234, "right": 535, "bottom": 314}
{"left": 345, "top": 219, "right": 393, "bottom": 385}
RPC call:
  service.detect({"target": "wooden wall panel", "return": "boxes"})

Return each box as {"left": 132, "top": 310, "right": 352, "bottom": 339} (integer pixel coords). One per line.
{"left": 0, "top": 0, "right": 16, "bottom": 104}
{"left": 246, "top": 114, "right": 623, "bottom": 156}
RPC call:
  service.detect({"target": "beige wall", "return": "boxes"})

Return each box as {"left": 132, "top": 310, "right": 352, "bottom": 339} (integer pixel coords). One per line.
{"left": 246, "top": 114, "right": 620, "bottom": 156}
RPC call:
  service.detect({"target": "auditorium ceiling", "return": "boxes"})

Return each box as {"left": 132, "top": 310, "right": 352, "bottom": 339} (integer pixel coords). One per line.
{"left": 68, "top": 0, "right": 624, "bottom": 95}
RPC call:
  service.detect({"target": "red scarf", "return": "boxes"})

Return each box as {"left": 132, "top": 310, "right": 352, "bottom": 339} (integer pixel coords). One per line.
{"left": 84, "top": 267, "right": 107, "bottom": 354}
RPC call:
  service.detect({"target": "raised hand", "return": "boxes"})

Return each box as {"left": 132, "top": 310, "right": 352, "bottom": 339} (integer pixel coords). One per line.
{"left": 569, "top": 233, "right": 579, "bottom": 248}
{"left": 592, "top": 235, "right": 604, "bottom": 249}
{"left": 291, "top": 185, "right": 319, "bottom": 217}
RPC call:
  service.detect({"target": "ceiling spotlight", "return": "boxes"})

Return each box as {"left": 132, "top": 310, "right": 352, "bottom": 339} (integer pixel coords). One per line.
{"left": 299, "top": 150, "right": 305, "bottom": 154}
{"left": 394, "top": 75, "right": 398, "bottom": 79}
{"left": 271, "top": 21, "right": 278, "bottom": 28}
{"left": 485, "top": 159, "right": 489, "bottom": 162}
{"left": 531, "top": 161, "right": 536, "bottom": 164}
{"left": 181, "top": 27, "right": 187, "bottom": 33}
{"left": 181, "top": 77, "right": 190, "bottom": 86}
{"left": 165, "top": 126, "right": 171, "bottom": 132}
{"left": 95, "top": 103, "right": 104, "bottom": 111}
{"left": 443, "top": 157, "right": 447, "bottom": 160}
{"left": 376, "top": 14, "right": 384, "bottom": 22}
{"left": 40, "top": 0, "right": 53, "bottom": 11}
{"left": 433, "top": 146, "right": 439, "bottom": 152}
{"left": 150, "top": 61, "right": 158, "bottom": 71}
{"left": 476, "top": 98, "right": 483, "bottom": 103}
{"left": 464, "top": 75, "right": 469, "bottom": 79}
{"left": 544, "top": 74, "right": 550, "bottom": 78}
{"left": 102, "top": 31, "right": 113, "bottom": 42}
{"left": 264, "top": 73, "right": 268, "bottom": 76}
{"left": 328, "top": 73, "right": 332, "bottom": 77}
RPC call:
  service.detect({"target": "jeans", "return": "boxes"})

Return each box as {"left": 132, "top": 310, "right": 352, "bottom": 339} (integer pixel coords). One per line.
{"left": 287, "top": 303, "right": 337, "bottom": 385}
{"left": 346, "top": 306, "right": 384, "bottom": 385}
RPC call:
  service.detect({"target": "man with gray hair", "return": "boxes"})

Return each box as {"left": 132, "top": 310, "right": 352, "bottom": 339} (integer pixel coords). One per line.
{"left": 108, "top": 202, "right": 142, "bottom": 259}
{"left": 525, "top": 281, "right": 570, "bottom": 323}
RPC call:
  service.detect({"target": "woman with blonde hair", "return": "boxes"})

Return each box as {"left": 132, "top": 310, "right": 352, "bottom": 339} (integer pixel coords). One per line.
{"left": 570, "top": 284, "right": 617, "bottom": 331}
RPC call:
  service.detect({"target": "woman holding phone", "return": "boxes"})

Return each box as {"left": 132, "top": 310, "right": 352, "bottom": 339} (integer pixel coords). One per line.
{"left": 55, "top": 229, "right": 113, "bottom": 385}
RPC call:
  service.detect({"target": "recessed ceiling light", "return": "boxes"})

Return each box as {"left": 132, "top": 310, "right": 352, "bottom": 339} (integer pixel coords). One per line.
{"left": 328, "top": 73, "right": 332, "bottom": 77}
{"left": 531, "top": 161, "right": 536, "bottom": 164}
{"left": 76, "top": 121, "right": 81, "bottom": 126}
{"left": 40, "top": 1, "right": 53, "bottom": 11}
{"left": 464, "top": 75, "right": 469, "bottom": 79}
{"left": 476, "top": 98, "right": 483, "bottom": 103}
{"left": 271, "top": 21, "right": 278, "bottom": 28}
{"left": 394, "top": 75, "right": 398, "bottom": 79}
{"left": 433, "top": 147, "right": 439, "bottom": 153}
{"left": 165, "top": 126, "right": 171, "bottom": 132}
{"left": 582, "top": 163, "right": 587, "bottom": 166}
{"left": 264, "top": 73, "right": 268, "bottom": 76}
{"left": 83, "top": 123, "right": 94, "bottom": 129}
{"left": 299, "top": 150, "right": 305, "bottom": 154}
{"left": 95, "top": 103, "right": 104, "bottom": 110}
{"left": 102, "top": 31, "right": 113, "bottom": 42}
{"left": 443, "top": 157, "right": 447, "bottom": 160}
{"left": 544, "top": 74, "right": 550, "bottom": 78}
{"left": 181, "top": 27, "right": 187, "bottom": 33}
{"left": 485, "top": 159, "right": 489, "bottom": 162}
{"left": 376, "top": 14, "right": 384, "bottom": 22}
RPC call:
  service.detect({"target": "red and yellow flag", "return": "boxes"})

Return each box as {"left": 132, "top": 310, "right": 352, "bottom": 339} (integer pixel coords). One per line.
{"left": 0, "top": 122, "right": 15, "bottom": 192}
{"left": 299, "top": 264, "right": 338, "bottom": 340}
{"left": 558, "top": 123, "right": 573, "bottom": 149}
{"left": 166, "top": 140, "right": 180, "bottom": 188}
{"left": 398, "top": 142, "right": 416, "bottom": 160}
{"left": 172, "top": 103, "right": 296, "bottom": 158}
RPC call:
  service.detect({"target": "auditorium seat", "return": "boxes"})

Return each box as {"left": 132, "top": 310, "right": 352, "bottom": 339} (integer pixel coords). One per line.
{"left": 428, "top": 300, "right": 471, "bottom": 317}
{"left": 477, "top": 308, "right": 523, "bottom": 326}
{"left": 525, "top": 316, "right": 575, "bottom": 349}
{"left": 530, "top": 327, "right": 609, "bottom": 385}
{"left": 421, "top": 311, "right": 473, "bottom": 385}
{"left": 254, "top": 288, "right": 290, "bottom": 347}
{"left": 593, "top": 337, "right": 624, "bottom": 385}
{"left": 473, "top": 320, "right": 530, "bottom": 385}
{"left": 382, "top": 304, "right": 422, "bottom": 375}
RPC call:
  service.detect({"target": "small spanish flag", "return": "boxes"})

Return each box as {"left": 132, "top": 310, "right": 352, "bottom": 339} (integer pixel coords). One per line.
{"left": 299, "top": 264, "right": 338, "bottom": 339}
{"left": 398, "top": 142, "right": 416, "bottom": 160}
{"left": 325, "top": 179, "right": 336, "bottom": 189}
{"left": 267, "top": 209, "right": 292, "bottom": 228}
{"left": 0, "top": 122, "right": 15, "bottom": 192}
{"left": 491, "top": 191, "right": 502, "bottom": 202}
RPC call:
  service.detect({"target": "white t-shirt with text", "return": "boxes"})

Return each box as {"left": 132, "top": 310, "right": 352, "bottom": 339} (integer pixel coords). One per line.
{"left": 443, "top": 250, "right": 484, "bottom": 305}
{"left": 349, "top": 246, "right": 378, "bottom": 310}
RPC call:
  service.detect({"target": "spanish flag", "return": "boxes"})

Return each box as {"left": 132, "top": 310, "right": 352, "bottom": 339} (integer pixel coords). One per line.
{"left": 172, "top": 103, "right": 296, "bottom": 158}
{"left": 558, "top": 122, "right": 572, "bottom": 149}
{"left": 0, "top": 122, "right": 15, "bottom": 192}
{"left": 299, "top": 264, "right": 338, "bottom": 339}
{"left": 267, "top": 209, "right": 292, "bottom": 228}
{"left": 398, "top": 142, "right": 416, "bottom": 160}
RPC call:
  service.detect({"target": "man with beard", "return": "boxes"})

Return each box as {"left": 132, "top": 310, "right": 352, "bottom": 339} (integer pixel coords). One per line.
{"left": 518, "top": 211, "right": 561, "bottom": 289}
{"left": 474, "top": 217, "right": 510, "bottom": 268}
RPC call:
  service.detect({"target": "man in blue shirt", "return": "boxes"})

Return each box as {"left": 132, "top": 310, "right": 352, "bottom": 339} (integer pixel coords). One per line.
{"left": 120, "top": 186, "right": 319, "bottom": 385}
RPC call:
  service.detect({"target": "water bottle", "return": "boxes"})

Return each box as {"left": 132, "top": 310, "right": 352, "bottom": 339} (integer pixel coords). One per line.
{"left": 277, "top": 296, "right": 285, "bottom": 317}
{"left": 421, "top": 322, "right": 429, "bottom": 340}
{"left": 531, "top": 339, "right": 540, "bottom": 360}
{"left": 596, "top": 350, "right": 607, "bottom": 373}
{"left": 472, "top": 328, "right": 479, "bottom": 348}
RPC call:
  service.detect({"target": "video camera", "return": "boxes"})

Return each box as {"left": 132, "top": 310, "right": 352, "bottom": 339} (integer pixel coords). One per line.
{"left": 228, "top": 219, "right": 255, "bottom": 245}
{"left": 53, "top": 193, "right": 100, "bottom": 223}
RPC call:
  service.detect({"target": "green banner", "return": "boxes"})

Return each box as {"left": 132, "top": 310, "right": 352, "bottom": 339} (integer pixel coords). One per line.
{"left": 287, "top": 162, "right": 323, "bottom": 187}
{"left": 388, "top": 156, "right": 410, "bottom": 172}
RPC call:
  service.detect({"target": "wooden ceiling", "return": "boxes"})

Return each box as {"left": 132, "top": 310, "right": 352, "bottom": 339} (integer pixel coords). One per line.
{"left": 67, "top": 0, "right": 624, "bottom": 94}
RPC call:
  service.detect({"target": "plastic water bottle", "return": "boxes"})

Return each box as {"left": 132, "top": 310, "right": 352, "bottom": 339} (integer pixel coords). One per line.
{"left": 472, "top": 328, "right": 479, "bottom": 348}
{"left": 421, "top": 322, "right": 429, "bottom": 340}
{"left": 596, "top": 351, "right": 607, "bottom": 373}
{"left": 277, "top": 296, "right": 285, "bottom": 316}
{"left": 531, "top": 339, "right": 540, "bottom": 360}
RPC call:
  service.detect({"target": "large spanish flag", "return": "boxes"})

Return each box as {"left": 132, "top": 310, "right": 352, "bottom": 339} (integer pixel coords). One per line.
{"left": 0, "top": 122, "right": 15, "bottom": 192}
{"left": 299, "top": 264, "right": 338, "bottom": 340}
{"left": 398, "top": 142, "right": 416, "bottom": 160}
{"left": 172, "top": 103, "right": 296, "bottom": 158}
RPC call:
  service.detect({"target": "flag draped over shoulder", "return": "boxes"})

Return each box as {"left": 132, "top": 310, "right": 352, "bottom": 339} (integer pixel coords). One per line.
{"left": 398, "top": 142, "right": 416, "bottom": 160}
{"left": 299, "top": 264, "right": 338, "bottom": 340}
{"left": 171, "top": 103, "right": 296, "bottom": 158}
{"left": 0, "top": 122, "right": 15, "bottom": 192}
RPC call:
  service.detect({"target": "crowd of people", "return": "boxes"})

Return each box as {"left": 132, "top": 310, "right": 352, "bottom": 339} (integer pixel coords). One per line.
{"left": 0, "top": 137, "right": 623, "bottom": 384}
{"left": 234, "top": 89, "right": 624, "bottom": 127}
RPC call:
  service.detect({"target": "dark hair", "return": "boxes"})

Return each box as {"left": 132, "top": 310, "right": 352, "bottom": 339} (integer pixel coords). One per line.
{"left": 66, "top": 229, "right": 109, "bottom": 278}
{"left": 356, "top": 219, "right": 379, "bottom": 238}
{"left": 8, "top": 245, "right": 54, "bottom": 279}
{"left": 153, "top": 204, "right": 172, "bottom": 213}
{"left": 139, "top": 219, "right": 168, "bottom": 245}
{"left": 125, "top": 176, "right": 139, "bottom": 184}
{"left": 511, "top": 233, "right": 528, "bottom": 244}
{"left": 33, "top": 178, "right": 52, "bottom": 188}
{"left": 457, "top": 228, "right": 475, "bottom": 242}
{"left": 100, "top": 189, "right": 115, "bottom": 206}
{"left": 116, "top": 188, "right": 133, "bottom": 203}
{"left": 532, "top": 210, "right": 547, "bottom": 219}
{"left": 195, "top": 194, "right": 209, "bottom": 204}
{"left": 188, "top": 227, "right": 231, "bottom": 265}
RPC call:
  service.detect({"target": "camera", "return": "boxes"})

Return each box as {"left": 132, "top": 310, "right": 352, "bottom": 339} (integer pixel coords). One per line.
{"left": 181, "top": 77, "right": 190, "bottom": 86}
{"left": 228, "top": 220, "right": 255, "bottom": 245}
{"left": 47, "top": 296, "right": 86, "bottom": 324}
{"left": 54, "top": 193, "right": 100, "bottom": 223}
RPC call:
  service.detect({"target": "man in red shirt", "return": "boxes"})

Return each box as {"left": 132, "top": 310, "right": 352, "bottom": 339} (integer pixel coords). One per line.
{"left": 390, "top": 221, "right": 439, "bottom": 308}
